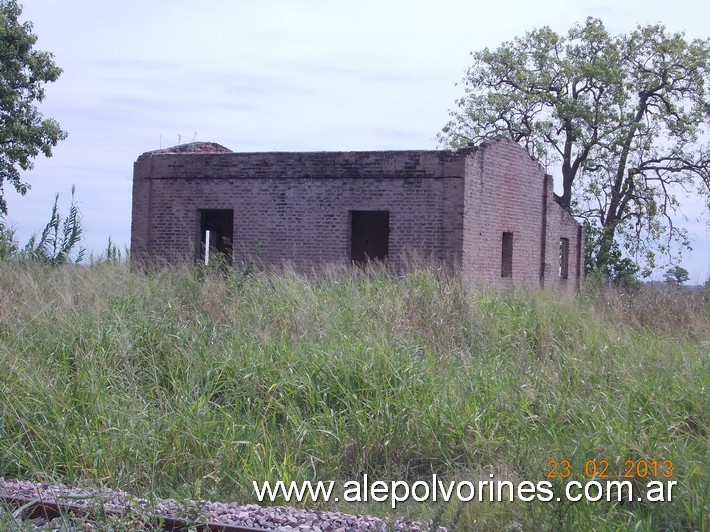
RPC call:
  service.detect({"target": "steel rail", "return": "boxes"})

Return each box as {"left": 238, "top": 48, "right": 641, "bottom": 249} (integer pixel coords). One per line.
{"left": 1, "top": 493, "right": 266, "bottom": 531}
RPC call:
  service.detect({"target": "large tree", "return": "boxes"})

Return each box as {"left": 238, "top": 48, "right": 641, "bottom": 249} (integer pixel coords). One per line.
{"left": 440, "top": 18, "right": 710, "bottom": 277}
{"left": 0, "top": 0, "right": 66, "bottom": 215}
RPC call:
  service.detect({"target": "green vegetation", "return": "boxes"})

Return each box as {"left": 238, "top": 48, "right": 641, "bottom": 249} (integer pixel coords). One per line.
{"left": 0, "top": 0, "right": 67, "bottom": 214}
{"left": 0, "top": 262, "right": 707, "bottom": 530}
{"left": 664, "top": 265, "right": 691, "bottom": 286}
{"left": 440, "top": 17, "right": 710, "bottom": 278}
{"left": 0, "top": 186, "right": 85, "bottom": 265}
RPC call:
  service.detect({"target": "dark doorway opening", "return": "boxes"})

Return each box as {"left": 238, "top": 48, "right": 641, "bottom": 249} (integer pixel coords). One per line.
{"left": 351, "top": 210, "right": 389, "bottom": 264}
{"left": 199, "top": 209, "right": 233, "bottom": 265}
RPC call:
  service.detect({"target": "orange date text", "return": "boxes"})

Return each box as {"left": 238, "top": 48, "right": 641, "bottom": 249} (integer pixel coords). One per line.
{"left": 546, "top": 459, "right": 673, "bottom": 479}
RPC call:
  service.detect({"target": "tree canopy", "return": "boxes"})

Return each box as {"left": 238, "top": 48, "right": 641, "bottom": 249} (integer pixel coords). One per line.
{"left": 440, "top": 18, "right": 710, "bottom": 278}
{"left": 0, "top": 0, "right": 66, "bottom": 214}
{"left": 664, "top": 265, "right": 690, "bottom": 285}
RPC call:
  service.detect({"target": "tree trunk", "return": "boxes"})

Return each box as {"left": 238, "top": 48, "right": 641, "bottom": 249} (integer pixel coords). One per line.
{"left": 595, "top": 223, "right": 617, "bottom": 269}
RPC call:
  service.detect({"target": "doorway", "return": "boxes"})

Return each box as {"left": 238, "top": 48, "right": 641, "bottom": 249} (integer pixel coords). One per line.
{"left": 199, "top": 209, "right": 233, "bottom": 265}
{"left": 350, "top": 210, "right": 389, "bottom": 264}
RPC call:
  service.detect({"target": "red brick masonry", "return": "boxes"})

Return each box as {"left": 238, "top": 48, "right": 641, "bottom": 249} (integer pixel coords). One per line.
{"left": 131, "top": 138, "right": 583, "bottom": 291}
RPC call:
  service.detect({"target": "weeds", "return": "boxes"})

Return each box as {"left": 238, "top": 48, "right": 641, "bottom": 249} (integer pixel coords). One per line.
{"left": 0, "top": 186, "right": 85, "bottom": 265}
{"left": 22, "top": 186, "right": 85, "bottom": 265}
{"left": 0, "top": 262, "right": 707, "bottom": 530}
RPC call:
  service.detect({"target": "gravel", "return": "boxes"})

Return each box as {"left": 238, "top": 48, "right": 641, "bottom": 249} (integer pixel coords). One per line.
{"left": 0, "top": 478, "right": 445, "bottom": 531}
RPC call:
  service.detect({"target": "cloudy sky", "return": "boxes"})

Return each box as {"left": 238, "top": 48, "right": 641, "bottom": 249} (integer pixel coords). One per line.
{"left": 8, "top": 0, "right": 710, "bottom": 282}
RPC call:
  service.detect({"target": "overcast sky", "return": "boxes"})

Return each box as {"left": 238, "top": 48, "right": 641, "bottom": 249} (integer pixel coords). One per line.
{"left": 8, "top": 0, "right": 710, "bottom": 282}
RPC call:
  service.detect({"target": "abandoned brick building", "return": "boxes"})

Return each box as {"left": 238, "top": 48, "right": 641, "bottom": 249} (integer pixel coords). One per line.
{"left": 130, "top": 137, "right": 584, "bottom": 291}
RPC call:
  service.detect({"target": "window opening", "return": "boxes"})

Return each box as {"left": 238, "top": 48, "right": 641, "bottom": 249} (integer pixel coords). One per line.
{"left": 501, "top": 232, "right": 513, "bottom": 278}
{"left": 559, "top": 237, "right": 569, "bottom": 279}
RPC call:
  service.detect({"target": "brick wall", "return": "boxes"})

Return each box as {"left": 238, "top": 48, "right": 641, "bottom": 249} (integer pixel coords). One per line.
{"left": 462, "top": 139, "right": 546, "bottom": 287}
{"left": 130, "top": 141, "right": 584, "bottom": 289}
{"left": 131, "top": 148, "right": 465, "bottom": 270}
{"left": 544, "top": 187, "right": 585, "bottom": 294}
{"left": 460, "top": 138, "right": 583, "bottom": 290}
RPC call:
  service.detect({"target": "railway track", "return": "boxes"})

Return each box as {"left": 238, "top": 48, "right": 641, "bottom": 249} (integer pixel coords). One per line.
{"left": 1, "top": 493, "right": 265, "bottom": 531}
{"left": 1, "top": 478, "right": 439, "bottom": 531}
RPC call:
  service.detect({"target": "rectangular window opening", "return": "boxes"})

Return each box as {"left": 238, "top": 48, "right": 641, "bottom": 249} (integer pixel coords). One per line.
{"left": 199, "top": 209, "right": 234, "bottom": 265}
{"left": 559, "top": 237, "right": 570, "bottom": 279}
{"left": 501, "top": 232, "right": 513, "bottom": 278}
{"left": 350, "top": 210, "right": 389, "bottom": 265}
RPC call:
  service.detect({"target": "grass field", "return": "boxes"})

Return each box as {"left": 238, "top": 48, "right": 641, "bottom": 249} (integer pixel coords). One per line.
{"left": 0, "top": 262, "right": 707, "bottom": 530}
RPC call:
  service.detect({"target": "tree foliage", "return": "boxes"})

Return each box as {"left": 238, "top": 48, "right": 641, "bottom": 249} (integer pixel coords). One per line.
{"left": 583, "top": 221, "right": 641, "bottom": 288}
{"left": 440, "top": 18, "right": 710, "bottom": 277}
{"left": 0, "top": 0, "right": 66, "bottom": 214}
{"left": 664, "top": 265, "right": 690, "bottom": 285}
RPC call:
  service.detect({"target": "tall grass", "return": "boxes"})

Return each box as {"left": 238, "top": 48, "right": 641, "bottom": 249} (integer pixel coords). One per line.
{"left": 0, "top": 262, "right": 707, "bottom": 530}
